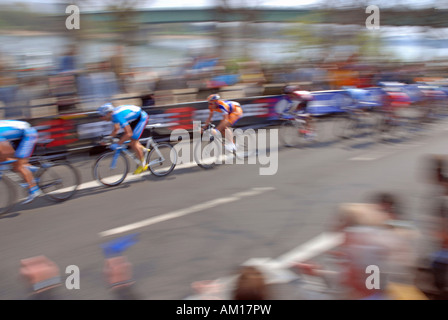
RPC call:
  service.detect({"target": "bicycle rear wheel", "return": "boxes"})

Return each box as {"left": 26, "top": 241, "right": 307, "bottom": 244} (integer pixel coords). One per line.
{"left": 0, "top": 175, "right": 17, "bottom": 215}
{"left": 93, "top": 151, "right": 129, "bottom": 187}
{"left": 336, "top": 116, "right": 359, "bottom": 139}
{"left": 38, "top": 161, "right": 80, "bottom": 202}
{"left": 147, "top": 143, "right": 177, "bottom": 177}
{"left": 234, "top": 129, "right": 257, "bottom": 160}
{"left": 194, "top": 133, "right": 222, "bottom": 169}
{"left": 280, "top": 120, "right": 304, "bottom": 147}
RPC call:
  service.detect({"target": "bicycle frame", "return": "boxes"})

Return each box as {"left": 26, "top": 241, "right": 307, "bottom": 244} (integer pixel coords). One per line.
{"left": 109, "top": 136, "right": 166, "bottom": 169}
{"left": 0, "top": 157, "right": 59, "bottom": 190}
{"left": 204, "top": 128, "right": 224, "bottom": 145}
{"left": 0, "top": 162, "right": 16, "bottom": 182}
{"left": 203, "top": 124, "right": 235, "bottom": 147}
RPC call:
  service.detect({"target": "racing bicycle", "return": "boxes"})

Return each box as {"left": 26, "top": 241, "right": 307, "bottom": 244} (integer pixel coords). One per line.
{"left": 194, "top": 123, "right": 255, "bottom": 169}
{"left": 0, "top": 140, "right": 81, "bottom": 215}
{"left": 333, "top": 107, "right": 379, "bottom": 141}
{"left": 93, "top": 124, "right": 177, "bottom": 187}
{"left": 280, "top": 113, "right": 318, "bottom": 147}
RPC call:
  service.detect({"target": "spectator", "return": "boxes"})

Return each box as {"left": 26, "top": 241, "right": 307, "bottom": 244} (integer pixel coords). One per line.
{"left": 109, "top": 45, "right": 126, "bottom": 91}
{"left": 77, "top": 61, "right": 120, "bottom": 110}
{"left": 58, "top": 44, "right": 78, "bottom": 73}
{"left": 429, "top": 171, "right": 448, "bottom": 298}
{"left": 232, "top": 266, "right": 270, "bottom": 300}
{"left": 372, "top": 192, "right": 402, "bottom": 221}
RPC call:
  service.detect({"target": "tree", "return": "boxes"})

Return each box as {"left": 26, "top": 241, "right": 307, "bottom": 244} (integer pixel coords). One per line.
{"left": 214, "top": 0, "right": 263, "bottom": 61}
{"left": 73, "top": 0, "right": 154, "bottom": 45}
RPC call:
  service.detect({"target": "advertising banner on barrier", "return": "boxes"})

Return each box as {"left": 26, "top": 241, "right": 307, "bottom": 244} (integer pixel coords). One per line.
{"left": 346, "top": 87, "right": 386, "bottom": 109}
{"left": 26, "top": 89, "right": 387, "bottom": 153}
{"left": 307, "top": 90, "right": 357, "bottom": 115}
{"left": 29, "top": 97, "right": 276, "bottom": 153}
{"left": 25, "top": 87, "right": 393, "bottom": 153}
{"left": 271, "top": 89, "right": 384, "bottom": 118}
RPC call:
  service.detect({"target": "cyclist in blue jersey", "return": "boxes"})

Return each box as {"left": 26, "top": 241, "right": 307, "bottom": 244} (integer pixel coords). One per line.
{"left": 97, "top": 103, "right": 150, "bottom": 174}
{"left": 0, "top": 120, "right": 41, "bottom": 203}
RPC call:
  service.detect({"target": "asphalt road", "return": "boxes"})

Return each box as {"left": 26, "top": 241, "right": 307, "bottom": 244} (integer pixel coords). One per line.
{"left": 0, "top": 116, "right": 446, "bottom": 300}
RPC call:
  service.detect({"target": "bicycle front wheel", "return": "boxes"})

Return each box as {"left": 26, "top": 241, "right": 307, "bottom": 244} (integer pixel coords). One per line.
{"left": 280, "top": 120, "right": 303, "bottom": 147}
{"left": 335, "top": 116, "right": 358, "bottom": 139}
{"left": 194, "top": 134, "right": 222, "bottom": 169}
{"left": 38, "top": 161, "right": 80, "bottom": 202}
{"left": 0, "top": 175, "right": 17, "bottom": 215}
{"left": 93, "top": 151, "right": 129, "bottom": 187}
{"left": 147, "top": 143, "right": 177, "bottom": 177}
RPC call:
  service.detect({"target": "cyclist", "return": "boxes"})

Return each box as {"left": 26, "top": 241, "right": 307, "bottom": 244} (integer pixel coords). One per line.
{"left": 0, "top": 120, "right": 41, "bottom": 204}
{"left": 203, "top": 94, "right": 243, "bottom": 152}
{"left": 282, "top": 85, "right": 315, "bottom": 139}
{"left": 97, "top": 103, "right": 149, "bottom": 174}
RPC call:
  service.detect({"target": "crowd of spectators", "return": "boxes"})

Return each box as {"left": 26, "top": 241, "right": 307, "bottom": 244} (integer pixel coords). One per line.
{"left": 1, "top": 43, "right": 447, "bottom": 120}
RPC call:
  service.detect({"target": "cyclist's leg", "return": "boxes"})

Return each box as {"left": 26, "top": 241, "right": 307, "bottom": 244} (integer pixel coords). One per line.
{"left": 223, "top": 107, "right": 243, "bottom": 150}
{"left": 0, "top": 139, "right": 15, "bottom": 162}
{"left": 130, "top": 112, "right": 149, "bottom": 164}
{"left": 301, "top": 101, "right": 314, "bottom": 132}
{"left": 13, "top": 128, "right": 38, "bottom": 190}
{"left": 13, "top": 158, "right": 35, "bottom": 188}
{"left": 131, "top": 112, "right": 149, "bottom": 174}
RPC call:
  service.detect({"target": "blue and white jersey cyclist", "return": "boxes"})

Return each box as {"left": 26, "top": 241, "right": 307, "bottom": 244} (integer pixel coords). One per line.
{"left": 0, "top": 120, "right": 41, "bottom": 203}
{"left": 97, "top": 103, "right": 150, "bottom": 174}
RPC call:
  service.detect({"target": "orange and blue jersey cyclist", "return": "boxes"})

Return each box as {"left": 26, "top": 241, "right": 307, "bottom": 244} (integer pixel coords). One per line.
{"left": 203, "top": 94, "right": 243, "bottom": 152}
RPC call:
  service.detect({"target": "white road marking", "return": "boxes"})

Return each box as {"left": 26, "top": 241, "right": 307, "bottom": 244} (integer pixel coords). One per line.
{"left": 50, "top": 155, "right": 235, "bottom": 194}
{"left": 349, "top": 156, "right": 381, "bottom": 161}
{"left": 349, "top": 142, "right": 425, "bottom": 161}
{"left": 275, "top": 232, "right": 345, "bottom": 268}
{"left": 185, "top": 231, "right": 345, "bottom": 299}
{"left": 99, "top": 186, "right": 275, "bottom": 237}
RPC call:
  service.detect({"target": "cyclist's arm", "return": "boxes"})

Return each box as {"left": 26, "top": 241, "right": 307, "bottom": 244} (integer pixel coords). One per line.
{"left": 0, "top": 139, "right": 15, "bottom": 161}
{"left": 117, "top": 124, "right": 133, "bottom": 146}
{"left": 110, "top": 123, "right": 120, "bottom": 138}
{"left": 204, "top": 109, "right": 214, "bottom": 128}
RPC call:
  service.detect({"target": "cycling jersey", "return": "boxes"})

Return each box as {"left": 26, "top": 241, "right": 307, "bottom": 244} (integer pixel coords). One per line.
{"left": 0, "top": 120, "right": 31, "bottom": 140}
{"left": 209, "top": 100, "right": 243, "bottom": 125}
{"left": 0, "top": 120, "right": 38, "bottom": 158}
{"left": 210, "top": 100, "right": 240, "bottom": 115}
{"left": 283, "top": 91, "right": 313, "bottom": 114}
{"left": 111, "top": 105, "right": 149, "bottom": 140}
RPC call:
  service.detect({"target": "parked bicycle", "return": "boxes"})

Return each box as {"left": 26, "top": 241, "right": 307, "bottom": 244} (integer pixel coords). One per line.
{"left": 194, "top": 123, "right": 254, "bottom": 169}
{"left": 93, "top": 124, "right": 177, "bottom": 187}
{"left": 0, "top": 140, "right": 80, "bottom": 215}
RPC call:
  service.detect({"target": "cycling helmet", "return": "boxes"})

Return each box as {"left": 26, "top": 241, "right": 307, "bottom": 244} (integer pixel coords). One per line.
{"left": 207, "top": 94, "right": 220, "bottom": 102}
{"left": 97, "top": 103, "right": 114, "bottom": 117}
{"left": 283, "top": 85, "right": 299, "bottom": 94}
